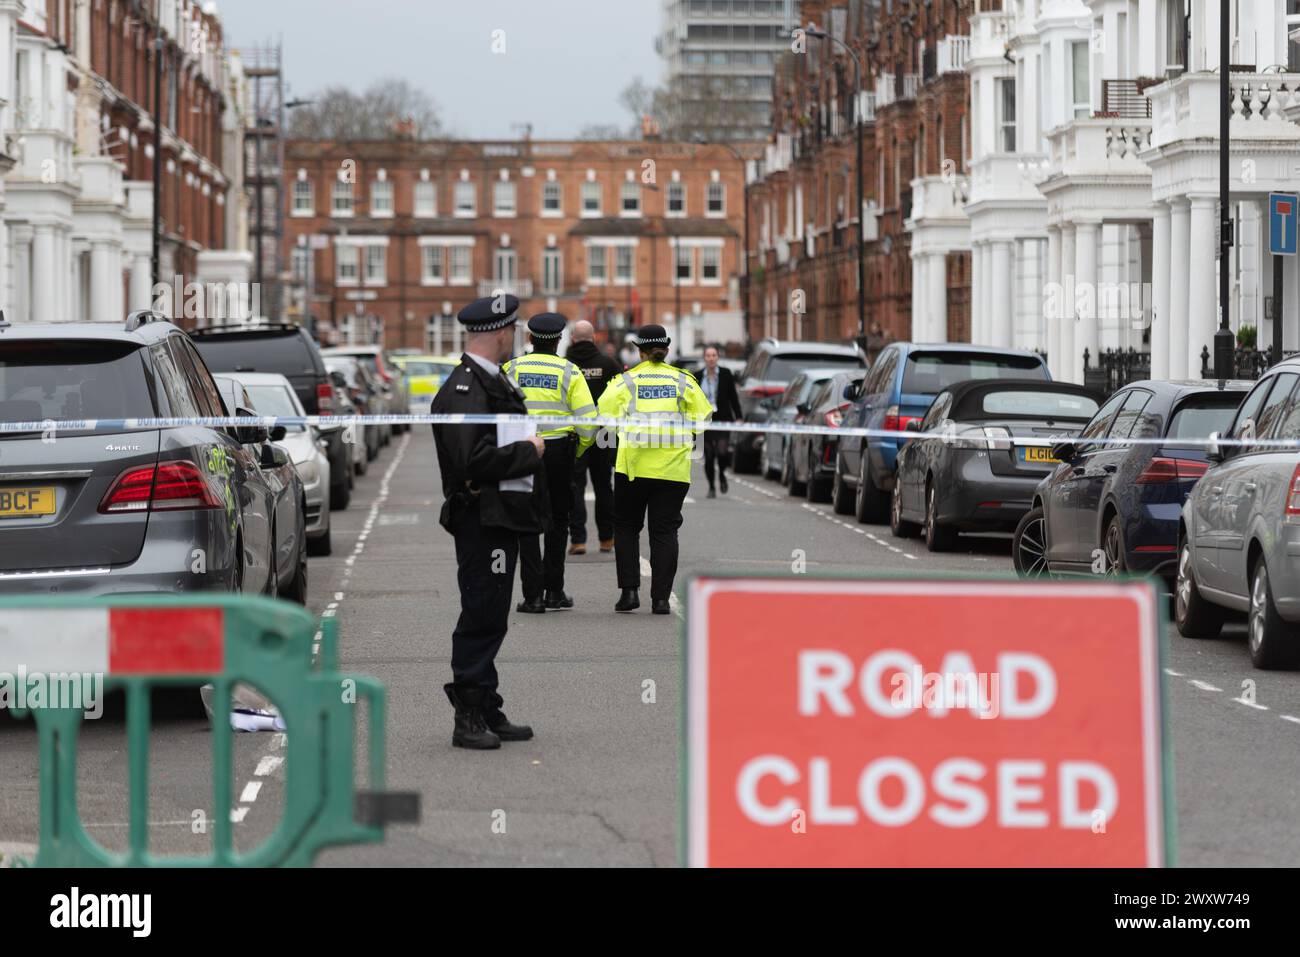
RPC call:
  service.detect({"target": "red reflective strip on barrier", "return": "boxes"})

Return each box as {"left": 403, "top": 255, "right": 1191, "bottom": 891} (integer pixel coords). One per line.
{"left": 107, "top": 608, "right": 224, "bottom": 674}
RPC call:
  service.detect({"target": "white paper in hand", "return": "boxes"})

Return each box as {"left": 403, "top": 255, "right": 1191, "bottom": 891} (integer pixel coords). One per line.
{"left": 498, "top": 419, "right": 537, "bottom": 492}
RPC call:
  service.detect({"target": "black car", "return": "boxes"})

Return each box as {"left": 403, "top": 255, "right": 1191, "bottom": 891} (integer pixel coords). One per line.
{"left": 731, "top": 338, "right": 867, "bottom": 473}
{"left": 1013, "top": 378, "right": 1252, "bottom": 583}
{"left": 785, "top": 371, "right": 863, "bottom": 503}
{"left": 890, "top": 379, "right": 1101, "bottom": 551}
{"left": 190, "top": 322, "right": 352, "bottom": 510}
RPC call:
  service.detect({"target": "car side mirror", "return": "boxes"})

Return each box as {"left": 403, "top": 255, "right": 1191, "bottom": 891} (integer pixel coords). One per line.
{"left": 1051, "top": 441, "right": 1076, "bottom": 462}
{"left": 269, "top": 425, "right": 287, "bottom": 442}
{"left": 842, "top": 383, "right": 858, "bottom": 401}
{"left": 260, "top": 443, "right": 289, "bottom": 469}
{"left": 905, "top": 420, "right": 923, "bottom": 433}
{"left": 1206, "top": 431, "right": 1224, "bottom": 463}
{"left": 234, "top": 407, "right": 269, "bottom": 446}
{"left": 796, "top": 402, "right": 810, "bottom": 416}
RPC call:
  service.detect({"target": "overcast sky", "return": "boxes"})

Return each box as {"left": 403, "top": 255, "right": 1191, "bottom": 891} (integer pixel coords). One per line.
{"left": 213, "top": 0, "right": 664, "bottom": 139}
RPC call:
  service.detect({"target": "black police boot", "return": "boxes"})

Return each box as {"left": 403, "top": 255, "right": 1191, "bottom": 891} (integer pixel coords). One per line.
{"left": 516, "top": 595, "right": 546, "bottom": 614}
{"left": 544, "top": 590, "right": 574, "bottom": 609}
{"left": 614, "top": 587, "right": 640, "bottom": 612}
{"left": 652, "top": 598, "right": 672, "bottom": 615}
{"left": 485, "top": 692, "right": 534, "bottom": 742}
{"left": 443, "top": 683, "right": 501, "bottom": 750}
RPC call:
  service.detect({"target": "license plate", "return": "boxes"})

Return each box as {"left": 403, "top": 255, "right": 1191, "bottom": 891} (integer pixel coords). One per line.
{"left": 0, "top": 486, "right": 56, "bottom": 518}
{"left": 1020, "top": 447, "right": 1059, "bottom": 465}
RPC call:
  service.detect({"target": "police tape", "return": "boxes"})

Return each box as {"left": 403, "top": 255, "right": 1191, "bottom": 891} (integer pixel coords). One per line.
{"left": 0, "top": 412, "right": 1283, "bottom": 449}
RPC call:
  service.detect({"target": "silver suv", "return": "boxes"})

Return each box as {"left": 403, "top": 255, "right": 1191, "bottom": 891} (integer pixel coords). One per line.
{"left": 1177, "top": 359, "right": 1300, "bottom": 668}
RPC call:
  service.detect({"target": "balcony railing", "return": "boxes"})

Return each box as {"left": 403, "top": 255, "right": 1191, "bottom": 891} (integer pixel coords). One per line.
{"left": 1100, "top": 79, "right": 1152, "bottom": 119}
{"left": 876, "top": 73, "right": 895, "bottom": 109}
{"left": 937, "top": 36, "right": 970, "bottom": 75}
{"left": 899, "top": 73, "right": 920, "bottom": 101}
{"left": 477, "top": 279, "right": 533, "bottom": 298}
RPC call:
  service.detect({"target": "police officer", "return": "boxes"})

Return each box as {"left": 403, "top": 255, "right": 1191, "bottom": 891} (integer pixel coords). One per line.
{"left": 503, "top": 313, "right": 597, "bottom": 612}
{"left": 597, "top": 325, "right": 713, "bottom": 615}
{"left": 430, "top": 294, "right": 543, "bottom": 750}
{"left": 565, "top": 319, "right": 623, "bottom": 555}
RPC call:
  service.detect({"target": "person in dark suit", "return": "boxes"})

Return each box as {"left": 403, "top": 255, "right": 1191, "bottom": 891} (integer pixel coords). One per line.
{"left": 430, "top": 294, "right": 545, "bottom": 750}
{"left": 565, "top": 319, "right": 623, "bottom": 555}
{"left": 697, "top": 344, "right": 742, "bottom": 498}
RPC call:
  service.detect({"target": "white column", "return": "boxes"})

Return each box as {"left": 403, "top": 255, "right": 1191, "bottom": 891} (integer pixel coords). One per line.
{"left": 90, "top": 241, "right": 113, "bottom": 323}
{"left": 1168, "top": 199, "right": 1191, "bottom": 379}
{"left": 1188, "top": 196, "right": 1218, "bottom": 377}
{"left": 980, "top": 242, "right": 993, "bottom": 344}
{"left": 31, "top": 225, "right": 55, "bottom": 322}
{"left": 1046, "top": 227, "right": 1062, "bottom": 378}
{"left": 1150, "top": 203, "right": 1171, "bottom": 381}
{"left": 912, "top": 253, "right": 926, "bottom": 341}
{"left": 970, "top": 243, "right": 984, "bottom": 343}
{"left": 927, "top": 252, "right": 947, "bottom": 343}
{"left": 1075, "top": 222, "right": 1099, "bottom": 382}
{"left": 1060, "top": 226, "right": 1077, "bottom": 383}
{"left": 991, "top": 240, "right": 1013, "bottom": 347}
{"left": 128, "top": 252, "right": 153, "bottom": 312}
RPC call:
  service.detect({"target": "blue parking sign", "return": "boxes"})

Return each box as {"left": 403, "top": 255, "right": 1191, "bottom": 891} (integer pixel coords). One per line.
{"left": 1270, "top": 192, "right": 1299, "bottom": 255}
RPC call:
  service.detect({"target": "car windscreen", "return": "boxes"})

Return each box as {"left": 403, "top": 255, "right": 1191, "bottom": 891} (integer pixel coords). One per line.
{"left": 902, "top": 352, "right": 1047, "bottom": 395}
{"left": 765, "top": 353, "right": 863, "bottom": 382}
{"left": 192, "top": 332, "right": 318, "bottom": 375}
{"left": 401, "top": 360, "right": 455, "bottom": 379}
{"left": 979, "top": 390, "right": 1099, "bottom": 420}
{"left": 244, "top": 384, "right": 306, "bottom": 431}
{"left": 0, "top": 341, "right": 156, "bottom": 424}
{"left": 1167, "top": 395, "right": 1245, "bottom": 444}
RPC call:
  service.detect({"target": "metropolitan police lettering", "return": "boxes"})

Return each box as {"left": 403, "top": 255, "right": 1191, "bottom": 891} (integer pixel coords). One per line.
{"left": 637, "top": 384, "right": 678, "bottom": 400}
{"left": 518, "top": 372, "right": 560, "bottom": 390}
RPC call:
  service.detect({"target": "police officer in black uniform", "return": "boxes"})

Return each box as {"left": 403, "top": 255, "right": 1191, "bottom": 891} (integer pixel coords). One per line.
{"left": 430, "top": 294, "right": 544, "bottom": 750}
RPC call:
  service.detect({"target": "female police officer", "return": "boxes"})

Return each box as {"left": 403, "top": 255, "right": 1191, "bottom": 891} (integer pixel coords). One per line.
{"left": 597, "top": 325, "right": 713, "bottom": 614}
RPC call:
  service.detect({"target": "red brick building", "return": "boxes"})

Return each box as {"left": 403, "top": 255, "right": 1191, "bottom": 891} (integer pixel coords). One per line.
{"left": 745, "top": 0, "right": 974, "bottom": 347}
{"left": 282, "top": 138, "right": 750, "bottom": 355}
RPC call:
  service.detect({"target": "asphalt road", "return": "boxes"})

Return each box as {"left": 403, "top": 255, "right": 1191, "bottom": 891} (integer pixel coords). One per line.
{"left": 3, "top": 427, "right": 1300, "bottom": 866}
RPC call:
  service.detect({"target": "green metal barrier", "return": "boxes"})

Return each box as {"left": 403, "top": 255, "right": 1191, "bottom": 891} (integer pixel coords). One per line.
{"left": 0, "top": 593, "right": 418, "bottom": 867}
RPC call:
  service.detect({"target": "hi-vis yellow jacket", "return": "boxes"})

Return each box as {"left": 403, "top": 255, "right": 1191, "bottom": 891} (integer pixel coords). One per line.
{"left": 502, "top": 351, "right": 597, "bottom": 453}
{"left": 597, "top": 360, "right": 713, "bottom": 483}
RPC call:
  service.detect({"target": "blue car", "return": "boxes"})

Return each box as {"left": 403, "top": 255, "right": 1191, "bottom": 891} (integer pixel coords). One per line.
{"left": 832, "top": 343, "right": 1051, "bottom": 522}
{"left": 1013, "top": 379, "right": 1251, "bottom": 583}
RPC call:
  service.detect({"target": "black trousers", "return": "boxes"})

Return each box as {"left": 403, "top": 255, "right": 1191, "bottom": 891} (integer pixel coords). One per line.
{"left": 702, "top": 430, "right": 731, "bottom": 487}
{"left": 450, "top": 506, "right": 518, "bottom": 692}
{"left": 570, "top": 441, "right": 615, "bottom": 544}
{"left": 519, "top": 435, "right": 576, "bottom": 598}
{"left": 614, "top": 472, "right": 689, "bottom": 602}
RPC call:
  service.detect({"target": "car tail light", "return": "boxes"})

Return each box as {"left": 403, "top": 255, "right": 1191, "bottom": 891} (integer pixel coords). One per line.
{"left": 316, "top": 382, "right": 334, "bottom": 414}
{"left": 1136, "top": 456, "right": 1210, "bottom": 484}
{"left": 824, "top": 403, "right": 850, "bottom": 429}
{"left": 748, "top": 384, "right": 785, "bottom": 399}
{"left": 99, "top": 461, "right": 222, "bottom": 513}
{"left": 882, "top": 405, "right": 922, "bottom": 434}
{"left": 1286, "top": 464, "right": 1300, "bottom": 516}
{"left": 951, "top": 426, "right": 1012, "bottom": 451}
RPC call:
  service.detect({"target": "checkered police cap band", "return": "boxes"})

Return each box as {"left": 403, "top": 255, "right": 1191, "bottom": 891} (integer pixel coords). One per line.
{"left": 529, "top": 329, "right": 563, "bottom": 339}
{"left": 472, "top": 311, "right": 518, "bottom": 331}
{"left": 635, "top": 336, "right": 670, "bottom": 345}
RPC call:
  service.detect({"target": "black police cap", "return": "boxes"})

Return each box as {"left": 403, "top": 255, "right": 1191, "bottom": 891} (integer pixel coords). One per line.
{"left": 527, "top": 312, "right": 567, "bottom": 339}
{"left": 633, "top": 324, "right": 671, "bottom": 347}
{"left": 457, "top": 294, "right": 520, "bottom": 332}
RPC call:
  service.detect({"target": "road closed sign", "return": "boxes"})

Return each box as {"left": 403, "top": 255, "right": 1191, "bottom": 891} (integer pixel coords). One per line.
{"left": 683, "top": 577, "right": 1169, "bottom": 867}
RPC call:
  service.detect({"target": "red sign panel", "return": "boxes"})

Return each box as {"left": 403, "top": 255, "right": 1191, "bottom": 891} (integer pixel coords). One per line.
{"left": 685, "top": 578, "right": 1167, "bottom": 867}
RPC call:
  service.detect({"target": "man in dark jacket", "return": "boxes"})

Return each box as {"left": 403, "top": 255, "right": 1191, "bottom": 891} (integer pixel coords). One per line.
{"left": 565, "top": 319, "right": 622, "bottom": 554}
{"left": 698, "top": 344, "right": 742, "bottom": 497}
{"left": 430, "top": 294, "right": 545, "bottom": 750}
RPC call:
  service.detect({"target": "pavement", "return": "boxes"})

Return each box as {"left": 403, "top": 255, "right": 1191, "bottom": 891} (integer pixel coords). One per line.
{"left": 3, "top": 426, "right": 1300, "bottom": 865}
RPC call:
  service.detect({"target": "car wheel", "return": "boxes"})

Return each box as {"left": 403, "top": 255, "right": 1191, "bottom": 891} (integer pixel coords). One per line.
{"left": 231, "top": 538, "right": 245, "bottom": 593}
{"left": 264, "top": 533, "right": 279, "bottom": 597}
{"left": 890, "top": 480, "right": 919, "bottom": 538}
{"left": 831, "top": 457, "right": 853, "bottom": 515}
{"left": 806, "top": 450, "right": 831, "bottom": 503}
{"left": 854, "top": 453, "right": 888, "bottom": 524}
{"left": 1175, "top": 537, "right": 1224, "bottom": 640}
{"left": 331, "top": 476, "right": 352, "bottom": 511}
{"left": 732, "top": 435, "right": 759, "bottom": 474}
{"left": 924, "top": 481, "right": 956, "bottom": 552}
{"left": 762, "top": 441, "right": 780, "bottom": 480}
{"left": 1012, "top": 507, "right": 1050, "bottom": 578}
{"left": 281, "top": 542, "right": 309, "bottom": 605}
{"left": 308, "top": 521, "right": 332, "bottom": 557}
{"left": 1248, "top": 558, "right": 1300, "bottom": 669}
{"left": 785, "top": 449, "right": 806, "bottom": 496}
{"left": 1103, "top": 515, "right": 1127, "bottom": 577}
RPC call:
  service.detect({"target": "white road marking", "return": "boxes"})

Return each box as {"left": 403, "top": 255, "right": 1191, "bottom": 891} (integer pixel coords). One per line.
{"left": 1231, "top": 697, "right": 1269, "bottom": 711}
{"left": 1281, "top": 715, "right": 1300, "bottom": 725}
{"left": 255, "top": 756, "right": 284, "bottom": 776}
{"left": 1189, "top": 680, "right": 1222, "bottom": 693}
{"left": 1164, "top": 668, "right": 1184, "bottom": 677}
{"left": 239, "top": 782, "right": 262, "bottom": 803}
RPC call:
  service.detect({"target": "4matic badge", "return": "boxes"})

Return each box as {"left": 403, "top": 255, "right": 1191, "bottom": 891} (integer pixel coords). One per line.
{"left": 105, "top": 444, "right": 142, "bottom": 452}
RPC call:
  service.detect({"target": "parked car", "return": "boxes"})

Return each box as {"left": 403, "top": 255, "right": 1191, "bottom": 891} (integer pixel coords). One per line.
{"left": 891, "top": 379, "right": 1101, "bottom": 551}
{"left": 1014, "top": 379, "right": 1251, "bottom": 582}
{"left": 223, "top": 372, "right": 332, "bottom": 558}
{"left": 212, "top": 375, "right": 309, "bottom": 604}
{"left": 322, "top": 345, "right": 410, "bottom": 434}
{"left": 834, "top": 344, "right": 1052, "bottom": 523}
{"left": 324, "top": 356, "right": 384, "bottom": 464}
{"left": 328, "top": 369, "right": 369, "bottom": 477}
{"left": 1176, "top": 363, "right": 1300, "bottom": 668}
{"left": 785, "top": 371, "right": 864, "bottom": 502}
{"left": 0, "top": 314, "right": 280, "bottom": 597}
{"left": 392, "top": 354, "right": 459, "bottom": 409}
{"left": 190, "top": 322, "right": 352, "bottom": 510}
{"left": 759, "top": 368, "right": 848, "bottom": 480}
{"left": 732, "top": 338, "right": 867, "bottom": 473}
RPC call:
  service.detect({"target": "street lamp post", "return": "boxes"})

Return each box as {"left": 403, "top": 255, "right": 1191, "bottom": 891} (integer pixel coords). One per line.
{"left": 151, "top": 33, "right": 163, "bottom": 292}
{"left": 806, "top": 26, "right": 866, "bottom": 350}
{"left": 1215, "top": 0, "right": 1234, "bottom": 379}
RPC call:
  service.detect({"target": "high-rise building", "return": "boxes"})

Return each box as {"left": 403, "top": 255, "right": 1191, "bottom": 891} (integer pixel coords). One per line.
{"left": 657, "top": 0, "right": 800, "bottom": 142}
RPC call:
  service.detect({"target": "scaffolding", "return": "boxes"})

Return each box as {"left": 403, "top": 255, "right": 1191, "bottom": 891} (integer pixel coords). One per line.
{"left": 240, "top": 44, "right": 285, "bottom": 321}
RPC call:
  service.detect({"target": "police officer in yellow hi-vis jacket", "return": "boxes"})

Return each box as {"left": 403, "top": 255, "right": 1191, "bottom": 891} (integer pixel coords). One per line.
{"left": 597, "top": 325, "right": 713, "bottom": 615}
{"left": 504, "top": 313, "right": 598, "bottom": 612}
